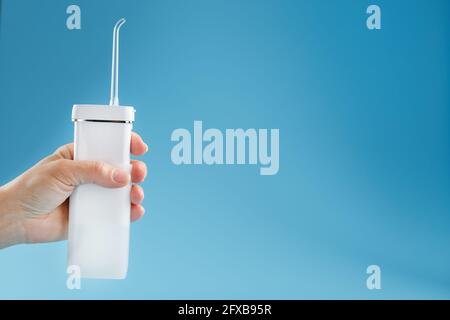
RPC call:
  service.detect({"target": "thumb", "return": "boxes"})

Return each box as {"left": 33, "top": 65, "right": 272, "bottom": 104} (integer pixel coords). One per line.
{"left": 51, "top": 159, "right": 130, "bottom": 188}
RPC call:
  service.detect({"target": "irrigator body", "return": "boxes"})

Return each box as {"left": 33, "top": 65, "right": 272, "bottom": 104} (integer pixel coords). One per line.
{"left": 68, "top": 105, "right": 135, "bottom": 279}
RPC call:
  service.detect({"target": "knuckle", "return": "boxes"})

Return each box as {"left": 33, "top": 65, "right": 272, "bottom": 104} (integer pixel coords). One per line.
{"left": 48, "top": 159, "right": 73, "bottom": 186}
{"left": 52, "top": 159, "right": 68, "bottom": 172}
{"left": 53, "top": 144, "right": 70, "bottom": 158}
{"left": 91, "top": 160, "right": 106, "bottom": 176}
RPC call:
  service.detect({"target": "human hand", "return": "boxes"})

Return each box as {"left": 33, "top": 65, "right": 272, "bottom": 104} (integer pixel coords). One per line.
{"left": 0, "top": 132, "right": 148, "bottom": 249}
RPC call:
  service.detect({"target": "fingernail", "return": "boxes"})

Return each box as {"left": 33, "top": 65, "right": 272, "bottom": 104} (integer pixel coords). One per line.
{"left": 144, "top": 143, "right": 149, "bottom": 152}
{"left": 113, "top": 169, "right": 129, "bottom": 184}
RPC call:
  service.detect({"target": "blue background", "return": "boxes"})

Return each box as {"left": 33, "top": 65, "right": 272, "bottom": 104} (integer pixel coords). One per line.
{"left": 0, "top": 0, "right": 449, "bottom": 299}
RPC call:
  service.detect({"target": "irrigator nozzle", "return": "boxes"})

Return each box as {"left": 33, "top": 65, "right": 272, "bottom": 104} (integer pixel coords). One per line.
{"left": 109, "top": 18, "right": 126, "bottom": 106}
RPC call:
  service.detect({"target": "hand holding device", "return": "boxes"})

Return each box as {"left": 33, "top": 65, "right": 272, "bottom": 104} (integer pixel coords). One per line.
{"left": 0, "top": 133, "right": 147, "bottom": 249}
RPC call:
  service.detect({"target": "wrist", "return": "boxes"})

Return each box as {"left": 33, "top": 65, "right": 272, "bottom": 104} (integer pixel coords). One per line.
{"left": 0, "top": 183, "right": 26, "bottom": 248}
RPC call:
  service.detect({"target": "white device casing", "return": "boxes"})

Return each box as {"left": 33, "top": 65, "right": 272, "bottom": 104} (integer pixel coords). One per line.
{"left": 68, "top": 104, "right": 135, "bottom": 279}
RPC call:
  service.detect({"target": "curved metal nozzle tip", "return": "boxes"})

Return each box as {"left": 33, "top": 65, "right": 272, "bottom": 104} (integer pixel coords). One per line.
{"left": 114, "top": 18, "right": 126, "bottom": 30}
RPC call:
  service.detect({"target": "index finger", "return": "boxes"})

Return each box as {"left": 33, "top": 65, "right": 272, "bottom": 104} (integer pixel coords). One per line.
{"left": 131, "top": 132, "right": 148, "bottom": 156}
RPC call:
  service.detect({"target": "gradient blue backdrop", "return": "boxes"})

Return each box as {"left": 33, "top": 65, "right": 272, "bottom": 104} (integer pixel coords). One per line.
{"left": 0, "top": 0, "right": 449, "bottom": 299}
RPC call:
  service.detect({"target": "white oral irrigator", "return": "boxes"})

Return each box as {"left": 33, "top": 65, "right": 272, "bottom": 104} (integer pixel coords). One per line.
{"left": 68, "top": 18, "right": 135, "bottom": 279}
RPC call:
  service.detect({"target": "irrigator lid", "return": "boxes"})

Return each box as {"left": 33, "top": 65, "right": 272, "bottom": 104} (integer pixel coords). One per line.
{"left": 72, "top": 104, "right": 135, "bottom": 122}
